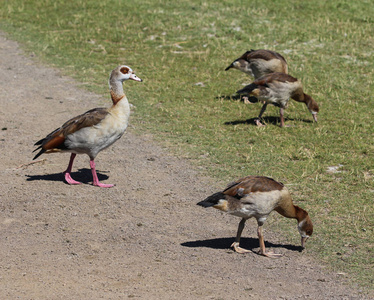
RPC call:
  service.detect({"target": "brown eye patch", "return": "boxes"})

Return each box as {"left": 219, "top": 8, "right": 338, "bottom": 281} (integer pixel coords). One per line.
{"left": 120, "top": 67, "right": 130, "bottom": 74}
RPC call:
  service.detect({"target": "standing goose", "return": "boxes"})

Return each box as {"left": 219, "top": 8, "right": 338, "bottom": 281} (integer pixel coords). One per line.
{"left": 33, "top": 65, "right": 142, "bottom": 188}
{"left": 197, "top": 176, "right": 313, "bottom": 258}
{"left": 236, "top": 72, "right": 319, "bottom": 127}
{"left": 225, "top": 49, "right": 288, "bottom": 79}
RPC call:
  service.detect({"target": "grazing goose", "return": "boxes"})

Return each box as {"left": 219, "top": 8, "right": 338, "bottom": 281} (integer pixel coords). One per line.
{"left": 197, "top": 176, "right": 313, "bottom": 258}
{"left": 225, "top": 49, "right": 288, "bottom": 79}
{"left": 33, "top": 65, "right": 142, "bottom": 188}
{"left": 236, "top": 72, "right": 319, "bottom": 127}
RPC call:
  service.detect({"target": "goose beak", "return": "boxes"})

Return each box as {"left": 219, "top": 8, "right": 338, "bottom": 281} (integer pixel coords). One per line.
{"left": 130, "top": 73, "right": 143, "bottom": 82}
{"left": 312, "top": 112, "right": 318, "bottom": 122}
{"left": 301, "top": 236, "right": 309, "bottom": 248}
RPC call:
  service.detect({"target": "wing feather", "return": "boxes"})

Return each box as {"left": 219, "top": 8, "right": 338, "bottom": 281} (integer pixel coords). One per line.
{"left": 33, "top": 108, "right": 109, "bottom": 159}
{"left": 223, "top": 176, "right": 284, "bottom": 198}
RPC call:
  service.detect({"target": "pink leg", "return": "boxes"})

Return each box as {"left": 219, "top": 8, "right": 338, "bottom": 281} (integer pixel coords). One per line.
{"left": 90, "top": 159, "right": 114, "bottom": 188}
{"left": 257, "top": 225, "right": 282, "bottom": 258}
{"left": 279, "top": 108, "right": 285, "bottom": 127}
{"left": 280, "top": 108, "right": 295, "bottom": 127}
{"left": 63, "top": 153, "right": 82, "bottom": 185}
{"left": 231, "top": 219, "right": 251, "bottom": 254}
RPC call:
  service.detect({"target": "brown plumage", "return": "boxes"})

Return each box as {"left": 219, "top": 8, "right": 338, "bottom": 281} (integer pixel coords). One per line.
{"left": 237, "top": 72, "right": 319, "bottom": 127}
{"left": 225, "top": 49, "right": 288, "bottom": 79}
{"left": 197, "top": 176, "right": 313, "bottom": 258}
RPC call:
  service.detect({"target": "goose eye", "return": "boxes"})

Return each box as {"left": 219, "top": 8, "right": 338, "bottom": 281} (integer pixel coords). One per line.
{"left": 120, "top": 67, "right": 130, "bottom": 74}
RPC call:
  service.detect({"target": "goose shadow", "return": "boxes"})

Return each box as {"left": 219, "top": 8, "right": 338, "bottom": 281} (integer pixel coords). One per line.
{"left": 217, "top": 95, "right": 280, "bottom": 126}
{"left": 225, "top": 116, "right": 281, "bottom": 126}
{"left": 217, "top": 94, "right": 314, "bottom": 126}
{"left": 216, "top": 94, "right": 258, "bottom": 103}
{"left": 225, "top": 116, "right": 313, "bottom": 127}
{"left": 181, "top": 237, "right": 303, "bottom": 254}
{"left": 26, "top": 168, "right": 109, "bottom": 185}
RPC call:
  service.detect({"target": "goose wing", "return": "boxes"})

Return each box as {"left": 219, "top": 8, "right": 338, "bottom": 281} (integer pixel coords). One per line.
{"left": 33, "top": 107, "right": 109, "bottom": 159}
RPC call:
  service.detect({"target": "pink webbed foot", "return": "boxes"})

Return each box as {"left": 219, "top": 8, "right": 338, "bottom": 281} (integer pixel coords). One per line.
{"left": 243, "top": 96, "right": 255, "bottom": 105}
{"left": 231, "top": 242, "right": 251, "bottom": 254}
{"left": 93, "top": 182, "right": 115, "bottom": 188}
{"left": 63, "top": 172, "right": 82, "bottom": 185}
{"left": 259, "top": 250, "right": 283, "bottom": 258}
{"left": 255, "top": 119, "right": 265, "bottom": 127}
{"left": 90, "top": 159, "right": 114, "bottom": 188}
{"left": 63, "top": 153, "right": 81, "bottom": 185}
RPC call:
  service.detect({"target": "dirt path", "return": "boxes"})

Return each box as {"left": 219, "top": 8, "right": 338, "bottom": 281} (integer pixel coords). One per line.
{"left": 0, "top": 32, "right": 371, "bottom": 299}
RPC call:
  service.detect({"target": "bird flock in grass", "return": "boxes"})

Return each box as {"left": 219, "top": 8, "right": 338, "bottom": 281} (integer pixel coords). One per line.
{"left": 32, "top": 49, "right": 315, "bottom": 257}
{"left": 225, "top": 49, "right": 319, "bottom": 127}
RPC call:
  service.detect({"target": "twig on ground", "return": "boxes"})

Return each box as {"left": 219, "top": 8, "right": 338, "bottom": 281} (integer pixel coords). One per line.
{"left": 16, "top": 159, "right": 47, "bottom": 169}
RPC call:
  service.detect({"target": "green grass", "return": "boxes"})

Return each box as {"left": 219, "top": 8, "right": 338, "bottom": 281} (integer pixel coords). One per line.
{"left": 1, "top": 0, "right": 373, "bottom": 289}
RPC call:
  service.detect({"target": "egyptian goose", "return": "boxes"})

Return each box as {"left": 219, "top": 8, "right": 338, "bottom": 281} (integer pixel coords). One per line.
{"left": 197, "top": 176, "right": 313, "bottom": 258}
{"left": 33, "top": 65, "right": 142, "bottom": 188}
{"left": 225, "top": 49, "right": 288, "bottom": 79}
{"left": 236, "top": 72, "right": 319, "bottom": 127}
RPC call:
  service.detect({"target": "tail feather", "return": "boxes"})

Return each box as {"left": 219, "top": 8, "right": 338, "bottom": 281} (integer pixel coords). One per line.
{"left": 34, "top": 138, "right": 45, "bottom": 146}
{"left": 32, "top": 144, "right": 43, "bottom": 152}
{"left": 33, "top": 147, "right": 45, "bottom": 160}
{"left": 33, "top": 137, "right": 46, "bottom": 160}
{"left": 197, "top": 192, "right": 225, "bottom": 208}
{"left": 237, "top": 83, "right": 258, "bottom": 95}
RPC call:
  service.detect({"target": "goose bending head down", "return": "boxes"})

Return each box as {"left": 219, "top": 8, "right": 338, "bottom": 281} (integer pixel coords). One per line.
{"left": 33, "top": 65, "right": 142, "bottom": 188}
{"left": 225, "top": 49, "right": 288, "bottom": 79}
{"left": 197, "top": 176, "right": 313, "bottom": 258}
{"left": 236, "top": 72, "right": 319, "bottom": 127}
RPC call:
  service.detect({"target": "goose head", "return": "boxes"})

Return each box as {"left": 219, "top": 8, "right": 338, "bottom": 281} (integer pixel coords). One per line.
{"left": 297, "top": 215, "right": 314, "bottom": 248}
{"left": 225, "top": 58, "right": 253, "bottom": 75}
{"left": 110, "top": 65, "right": 143, "bottom": 85}
{"left": 304, "top": 93, "right": 319, "bottom": 122}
